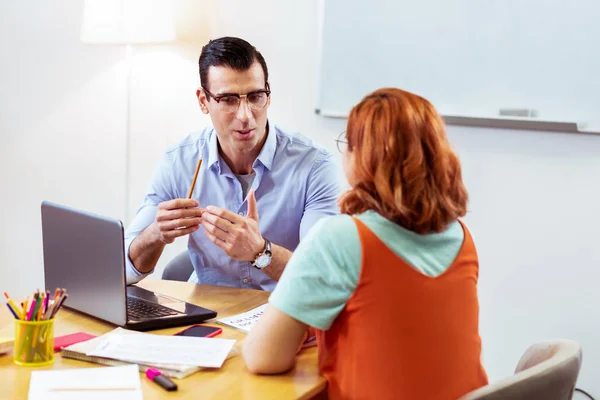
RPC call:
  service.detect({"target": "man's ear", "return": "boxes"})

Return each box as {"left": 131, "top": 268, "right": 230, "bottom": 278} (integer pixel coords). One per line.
{"left": 196, "top": 88, "right": 209, "bottom": 114}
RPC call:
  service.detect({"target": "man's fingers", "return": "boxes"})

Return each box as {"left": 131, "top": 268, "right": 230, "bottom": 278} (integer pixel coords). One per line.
{"left": 204, "top": 206, "right": 240, "bottom": 224}
{"left": 202, "top": 220, "right": 229, "bottom": 242}
{"left": 158, "top": 198, "right": 200, "bottom": 210}
{"left": 153, "top": 199, "right": 203, "bottom": 244}
{"left": 204, "top": 230, "right": 228, "bottom": 251}
{"left": 201, "top": 212, "right": 231, "bottom": 232}
{"left": 162, "top": 225, "right": 200, "bottom": 242}
{"left": 157, "top": 207, "right": 204, "bottom": 222}
{"left": 247, "top": 189, "right": 259, "bottom": 222}
{"left": 162, "top": 217, "right": 202, "bottom": 231}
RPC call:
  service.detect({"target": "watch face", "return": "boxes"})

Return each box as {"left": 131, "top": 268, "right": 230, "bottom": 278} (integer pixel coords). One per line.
{"left": 256, "top": 254, "right": 271, "bottom": 269}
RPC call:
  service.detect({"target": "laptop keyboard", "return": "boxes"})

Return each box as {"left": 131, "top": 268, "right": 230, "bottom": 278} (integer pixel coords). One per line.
{"left": 127, "top": 297, "right": 181, "bottom": 321}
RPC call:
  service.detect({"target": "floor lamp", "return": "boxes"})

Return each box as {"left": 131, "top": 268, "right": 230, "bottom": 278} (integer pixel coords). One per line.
{"left": 80, "top": 0, "right": 176, "bottom": 223}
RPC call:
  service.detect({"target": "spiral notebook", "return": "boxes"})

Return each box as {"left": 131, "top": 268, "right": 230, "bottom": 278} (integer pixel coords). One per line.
{"left": 60, "top": 328, "right": 205, "bottom": 379}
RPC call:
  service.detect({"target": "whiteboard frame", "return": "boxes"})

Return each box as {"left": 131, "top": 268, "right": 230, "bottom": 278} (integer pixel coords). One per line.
{"left": 315, "top": 109, "right": 598, "bottom": 134}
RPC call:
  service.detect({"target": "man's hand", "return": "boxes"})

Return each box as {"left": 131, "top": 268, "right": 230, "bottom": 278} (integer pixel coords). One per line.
{"left": 129, "top": 198, "right": 203, "bottom": 275}
{"left": 152, "top": 198, "right": 204, "bottom": 244}
{"left": 201, "top": 189, "right": 264, "bottom": 261}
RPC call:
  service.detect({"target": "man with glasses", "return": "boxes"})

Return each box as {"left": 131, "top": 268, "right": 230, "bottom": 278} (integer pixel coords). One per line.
{"left": 124, "top": 37, "right": 340, "bottom": 291}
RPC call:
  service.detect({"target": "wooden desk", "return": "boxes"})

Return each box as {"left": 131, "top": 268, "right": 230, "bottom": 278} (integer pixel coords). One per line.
{"left": 0, "top": 280, "right": 326, "bottom": 400}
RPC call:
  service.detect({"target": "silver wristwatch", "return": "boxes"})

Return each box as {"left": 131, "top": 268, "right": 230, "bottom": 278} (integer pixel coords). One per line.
{"left": 252, "top": 238, "right": 272, "bottom": 269}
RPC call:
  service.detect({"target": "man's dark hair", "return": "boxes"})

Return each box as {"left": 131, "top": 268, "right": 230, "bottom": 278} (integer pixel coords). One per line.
{"left": 199, "top": 36, "right": 269, "bottom": 91}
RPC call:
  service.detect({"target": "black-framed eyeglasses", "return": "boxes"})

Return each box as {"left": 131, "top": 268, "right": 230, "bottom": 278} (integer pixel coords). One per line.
{"left": 202, "top": 83, "right": 271, "bottom": 113}
{"left": 335, "top": 131, "right": 348, "bottom": 154}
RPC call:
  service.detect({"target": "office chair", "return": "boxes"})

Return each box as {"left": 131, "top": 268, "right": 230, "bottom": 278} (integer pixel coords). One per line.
{"left": 460, "top": 339, "right": 582, "bottom": 400}
{"left": 161, "top": 251, "right": 194, "bottom": 282}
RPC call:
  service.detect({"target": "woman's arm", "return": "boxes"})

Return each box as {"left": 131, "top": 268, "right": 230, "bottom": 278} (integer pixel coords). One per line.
{"left": 242, "top": 216, "right": 361, "bottom": 374}
{"left": 242, "top": 305, "right": 308, "bottom": 374}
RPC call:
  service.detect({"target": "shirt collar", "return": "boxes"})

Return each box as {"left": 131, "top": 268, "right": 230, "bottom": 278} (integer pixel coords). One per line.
{"left": 254, "top": 121, "right": 276, "bottom": 171}
{"left": 207, "top": 128, "right": 220, "bottom": 170}
{"left": 206, "top": 121, "right": 276, "bottom": 172}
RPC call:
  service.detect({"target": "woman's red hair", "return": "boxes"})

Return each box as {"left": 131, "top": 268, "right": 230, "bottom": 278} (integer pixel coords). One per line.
{"left": 339, "top": 88, "right": 468, "bottom": 234}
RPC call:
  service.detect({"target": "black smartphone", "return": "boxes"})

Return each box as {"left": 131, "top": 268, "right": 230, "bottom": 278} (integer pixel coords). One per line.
{"left": 173, "top": 324, "right": 223, "bottom": 338}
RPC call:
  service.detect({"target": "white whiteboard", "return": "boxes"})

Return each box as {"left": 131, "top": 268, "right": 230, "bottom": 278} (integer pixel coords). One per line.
{"left": 317, "top": 0, "right": 600, "bottom": 131}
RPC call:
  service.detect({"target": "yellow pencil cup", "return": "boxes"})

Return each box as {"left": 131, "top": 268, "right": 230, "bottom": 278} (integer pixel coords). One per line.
{"left": 13, "top": 318, "right": 54, "bottom": 367}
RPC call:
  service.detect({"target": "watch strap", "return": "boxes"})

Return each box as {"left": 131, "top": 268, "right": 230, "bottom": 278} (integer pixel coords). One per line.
{"left": 263, "top": 238, "right": 272, "bottom": 255}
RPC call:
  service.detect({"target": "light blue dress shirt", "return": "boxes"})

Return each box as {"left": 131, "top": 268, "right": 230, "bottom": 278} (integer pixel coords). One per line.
{"left": 125, "top": 123, "right": 341, "bottom": 291}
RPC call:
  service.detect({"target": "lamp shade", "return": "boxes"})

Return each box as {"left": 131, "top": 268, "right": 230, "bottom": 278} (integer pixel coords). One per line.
{"left": 80, "top": 0, "right": 176, "bottom": 44}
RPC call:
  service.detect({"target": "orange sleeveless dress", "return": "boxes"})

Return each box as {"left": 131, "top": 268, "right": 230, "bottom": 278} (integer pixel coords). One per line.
{"left": 316, "top": 218, "right": 488, "bottom": 399}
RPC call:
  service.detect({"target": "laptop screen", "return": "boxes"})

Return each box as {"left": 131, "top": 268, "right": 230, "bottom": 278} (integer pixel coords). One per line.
{"left": 41, "top": 201, "right": 128, "bottom": 326}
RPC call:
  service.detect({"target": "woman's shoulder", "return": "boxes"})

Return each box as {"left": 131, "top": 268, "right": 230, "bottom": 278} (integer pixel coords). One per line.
{"left": 308, "top": 214, "right": 359, "bottom": 238}
{"left": 300, "top": 214, "right": 362, "bottom": 269}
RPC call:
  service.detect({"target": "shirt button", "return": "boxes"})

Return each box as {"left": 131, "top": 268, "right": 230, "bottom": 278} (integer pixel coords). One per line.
{"left": 242, "top": 278, "right": 248, "bottom": 284}
{"left": 238, "top": 212, "right": 245, "bottom": 216}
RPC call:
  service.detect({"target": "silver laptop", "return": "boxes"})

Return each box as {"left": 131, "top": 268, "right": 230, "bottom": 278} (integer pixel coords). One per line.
{"left": 41, "top": 201, "right": 216, "bottom": 331}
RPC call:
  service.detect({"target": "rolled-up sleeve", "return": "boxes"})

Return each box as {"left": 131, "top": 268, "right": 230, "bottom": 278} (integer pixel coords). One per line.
{"left": 299, "top": 151, "right": 342, "bottom": 240}
{"left": 124, "top": 152, "right": 177, "bottom": 284}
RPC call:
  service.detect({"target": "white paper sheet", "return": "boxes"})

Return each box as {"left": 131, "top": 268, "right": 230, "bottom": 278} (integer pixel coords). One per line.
{"left": 88, "top": 332, "right": 236, "bottom": 368}
{"left": 62, "top": 328, "right": 198, "bottom": 373}
{"left": 216, "top": 303, "right": 267, "bottom": 333}
{"left": 28, "top": 364, "right": 142, "bottom": 400}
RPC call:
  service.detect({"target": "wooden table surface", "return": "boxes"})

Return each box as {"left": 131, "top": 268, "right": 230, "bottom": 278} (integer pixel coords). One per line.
{"left": 0, "top": 280, "right": 325, "bottom": 400}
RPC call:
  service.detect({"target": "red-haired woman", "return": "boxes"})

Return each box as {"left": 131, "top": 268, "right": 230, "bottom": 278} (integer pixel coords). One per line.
{"left": 243, "top": 88, "right": 488, "bottom": 399}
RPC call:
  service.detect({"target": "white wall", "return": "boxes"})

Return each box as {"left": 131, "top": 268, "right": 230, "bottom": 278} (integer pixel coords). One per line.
{"left": 1, "top": 0, "right": 598, "bottom": 397}
{"left": 0, "top": 1, "right": 127, "bottom": 296}
{"left": 451, "top": 125, "right": 600, "bottom": 396}
{"left": 0, "top": 0, "right": 215, "bottom": 294}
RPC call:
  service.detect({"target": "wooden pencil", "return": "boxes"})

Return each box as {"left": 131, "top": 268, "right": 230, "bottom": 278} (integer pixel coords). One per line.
{"left": 187, "top": 157, "right": 203, "bottom": 199}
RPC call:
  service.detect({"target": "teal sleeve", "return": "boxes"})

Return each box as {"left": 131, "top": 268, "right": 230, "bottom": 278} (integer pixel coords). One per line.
{"left": 269, "top": 215, "right": 361, "bottom": 330}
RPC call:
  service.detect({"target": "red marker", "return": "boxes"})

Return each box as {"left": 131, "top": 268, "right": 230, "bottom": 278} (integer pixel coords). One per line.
{"left": 146, "top": 368, "right": 178, "bottom": 391}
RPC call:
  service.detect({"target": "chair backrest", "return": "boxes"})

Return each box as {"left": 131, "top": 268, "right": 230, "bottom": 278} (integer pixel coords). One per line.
{"left": 460, "top": 339, "right": 582, "bottom": 400}
{"left": 161, "top": 251, "right": 194, "bottom": 282}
